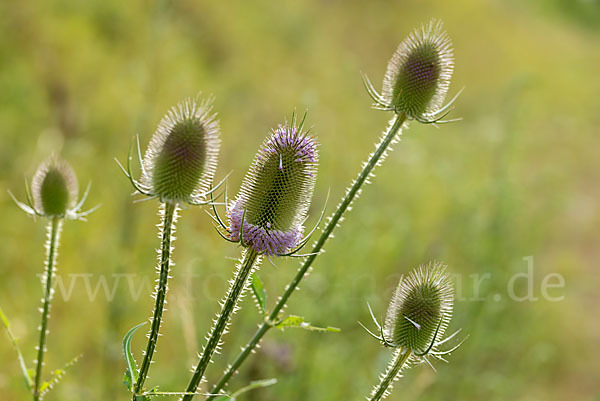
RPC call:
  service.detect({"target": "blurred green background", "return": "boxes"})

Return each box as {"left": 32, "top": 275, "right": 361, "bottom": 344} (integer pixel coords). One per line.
{"left": 1, "top": 0, "right": 599, "bottom": 400}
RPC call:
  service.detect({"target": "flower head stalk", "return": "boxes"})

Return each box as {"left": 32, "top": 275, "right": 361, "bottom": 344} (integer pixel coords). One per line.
{"left": 182, "top": 116, "right": 319, "bottom": 401}
{"left": 117, "top": 96, "right": 221, "bottom": 399}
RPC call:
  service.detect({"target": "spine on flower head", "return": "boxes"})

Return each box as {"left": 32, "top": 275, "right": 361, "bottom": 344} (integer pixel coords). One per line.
{"left": 228, "top": 119, "right": 318, "bottom": 256}
{"left": 141, "top": 97, "right": 220, "bottom": 204}
{"left": 384, "top": 261, "right": 454, "bottom": 353}
{"left": 31, "top": 157, "right": 78, "bottom": 218}
{"left": 382, "top": 19, "right": 454, "bottom": 120}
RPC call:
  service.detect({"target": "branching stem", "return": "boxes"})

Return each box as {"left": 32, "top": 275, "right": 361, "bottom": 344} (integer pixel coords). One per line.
{"left": 207, "top": 112, "right": 408, "bottom": 399}
{"left": 183, "top": 248, "right": 260, "bottom": 401}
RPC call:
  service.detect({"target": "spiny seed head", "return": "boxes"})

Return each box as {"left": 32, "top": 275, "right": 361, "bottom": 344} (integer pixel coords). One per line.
{"left": 142, "top": 97, "right": 220, "bottom": 203}
{"left": 228, "top": 120, "right": 318, "bottom": 256}
{"left": 382, "top": 19, "right": 453, "bottom": 119}
{"left": 384, "top": 262, "right": 453, "bottom": 353}
{"left": 31, "top": 157, "right": 78, "bottom": 218}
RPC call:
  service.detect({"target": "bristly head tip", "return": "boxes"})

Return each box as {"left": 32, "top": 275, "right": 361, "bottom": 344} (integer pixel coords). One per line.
{"left": 142, "top": 96, "right": 221, "bottom": 204}
{"left": 384, "top": 261, "right": 454, "bottom": 353}
{"left": 382, "top": 19, "right": 454, "bottom": 120}
{"left": 32, "top": 156, "right": 78, "bottom": 218}
{"left": 228, "top": 117, "right": 318, "bottom": 256}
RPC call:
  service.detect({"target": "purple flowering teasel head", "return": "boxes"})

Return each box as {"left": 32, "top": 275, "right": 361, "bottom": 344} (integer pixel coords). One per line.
{"left": 139, "top": 97, "right": 220, "bottom": 204}
{"left": 227, "top": 118, "right": 318, "bottom": 256}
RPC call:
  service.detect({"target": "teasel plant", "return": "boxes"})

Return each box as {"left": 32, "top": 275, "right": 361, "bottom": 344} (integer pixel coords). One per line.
{"left": 362, "top": 262, "right": 465, "bottom": 401}
{"left": 201, "top": 19, "right": 462, "bottom": 399}
{"left": 180, "top": 115, "right": 320, "bottom": 400}
{"left": 116, "top": 96, "right": 222, "bottom": 400}
{"left": 4, "top": 156, "right": 96, "bottom": 400}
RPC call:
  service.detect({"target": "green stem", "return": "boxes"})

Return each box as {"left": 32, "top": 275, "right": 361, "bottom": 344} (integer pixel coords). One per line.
{"left": 207, "top": 113, "right": 407, "bottom": 399}
{"left": 207, "top": 322, "right": 270, "bottom": 398}
{"left": 134, "top": 201, "right": 177, "bottom": 397}
{"left": 368, "top": 348, "right": 411, "bottom": 401}
{"left": 182, "top": 248, "right": 260, "bottom": 401}
{"left": 33, "top": 217, "right": 61, "bottom": 401}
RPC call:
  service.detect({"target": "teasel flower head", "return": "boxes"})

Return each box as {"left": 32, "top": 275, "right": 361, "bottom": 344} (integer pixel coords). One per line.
{"left": 9, "top": 156, "right": 98, "bottom": 220}
{"left": 119, "top": 96, "right": 221, "bottom": 205}
{"left": 361, "top": 262, "right": 464, "bottom": 367}
{"left": 362, "top": 19, "right": 460, "bottom": 124}
{"left": 32, "top": 157, "right": 78, "bottom": 217}
{"left": 383, "top": 262, "right": 454, "bottom": 354}
{"left": 225, "top": 116, "right": 318, "bottom": 256}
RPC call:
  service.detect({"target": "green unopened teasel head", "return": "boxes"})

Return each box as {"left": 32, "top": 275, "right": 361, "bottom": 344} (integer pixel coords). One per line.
{"left": 142, "top": 97, "right": 220, "bottom": 204}
{"left": 384, "top": 262, "right": 454, "bottom": 353}
{"left": 31, "top": 157, "right": 78, "bottom": 218}
{"left": 382, "top": 19, "right": 454, "bottom": 120}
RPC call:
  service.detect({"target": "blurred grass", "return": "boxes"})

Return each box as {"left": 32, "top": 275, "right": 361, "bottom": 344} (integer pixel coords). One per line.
{"left": 1, "top": 0, "right": 599, "bottom": 400}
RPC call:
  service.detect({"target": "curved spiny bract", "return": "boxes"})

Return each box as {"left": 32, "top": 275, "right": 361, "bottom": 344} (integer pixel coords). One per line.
{"left": 382, "top": 19, "right": 454, "bottom": 120}
{"left": 384, "top": 262, "right": 454, "bottom": 354}
{"left": 228, "top": 121, "right": 318, "bottom": 256}
{"left": 142, "top": 97, "right": 220, "bottom": 204}
{"left": 31, "top": 157, "right": 78, "bottom": 218}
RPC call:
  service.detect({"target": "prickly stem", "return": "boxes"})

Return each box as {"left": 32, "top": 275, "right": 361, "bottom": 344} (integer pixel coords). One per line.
{"left": 368, "top": 348, "right": 412, "bottom": 401}
{"left": 33, "top": 217, "right": 62, "bottom": 401}
{"left": 134, "top": 201, "right": 178, "bottom": 397}
{"left": 183, "top": 248, "right": 260, "bottom": 401}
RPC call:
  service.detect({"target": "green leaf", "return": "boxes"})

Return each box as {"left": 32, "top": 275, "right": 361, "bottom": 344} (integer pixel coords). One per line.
{"left": 275, "top": 315, "right": 341, "bottom": 333}
{"left": 136, "top": 386, "right": 158, "bottom": 400}
{"left": 250, "top": 273, "right": 267, "bottom": 314}
{"left": 122, "top": 321, "right": 146, "bottom": 392}
{"left": 0, "top": 306, "right": 10, "bottom": 328}
{"left": 214, "top": 378, "right": 277, "bottom": 400}
{"left": 0, "top": 305, "right": 33, "bottom": 390}
{"left": 39, "top": 355, "right": 81, "bottom": 397}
